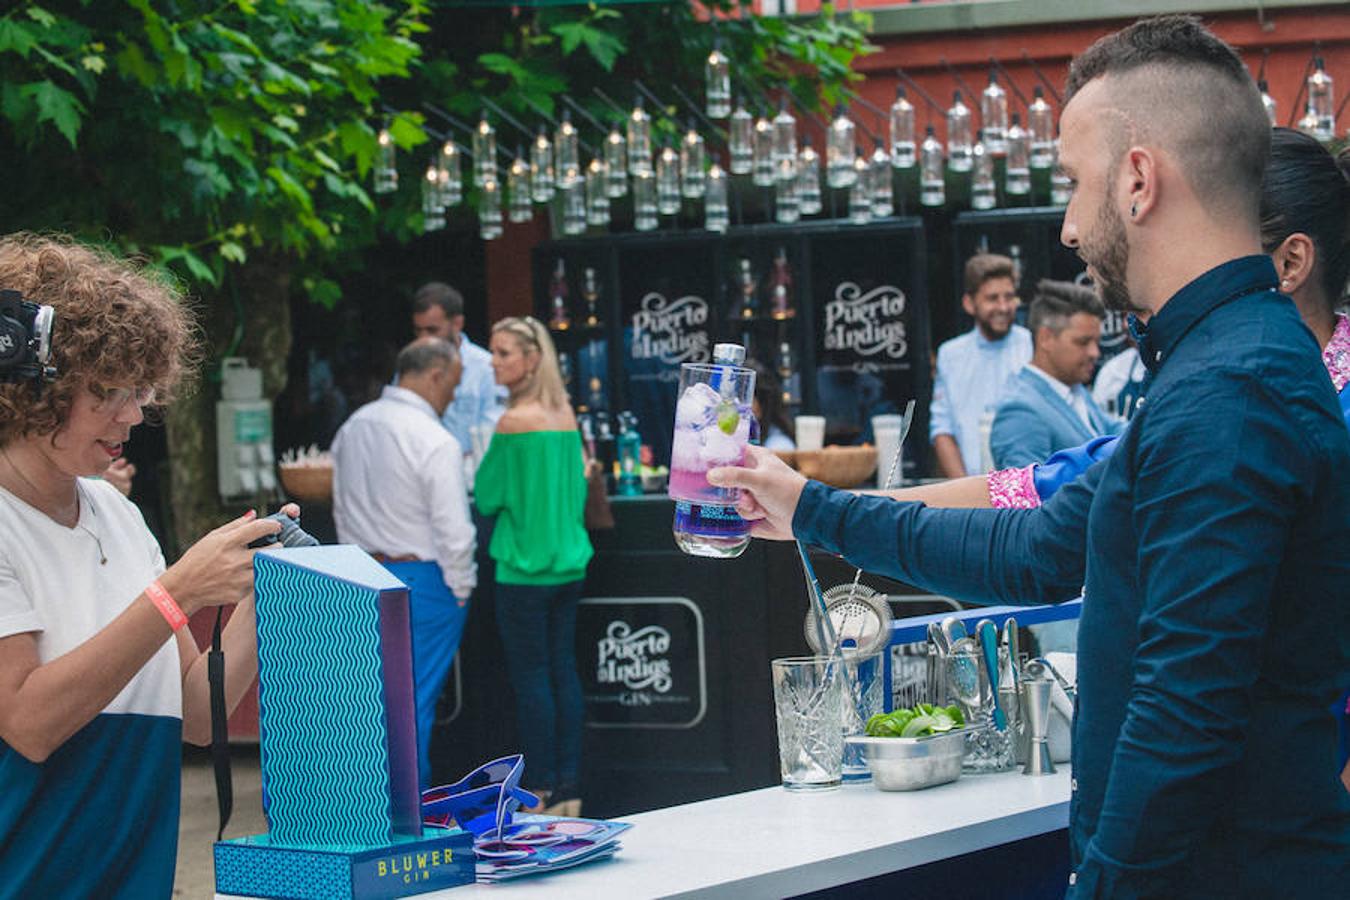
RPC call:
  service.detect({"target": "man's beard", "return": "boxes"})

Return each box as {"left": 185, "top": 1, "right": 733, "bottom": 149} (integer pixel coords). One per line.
{"left": 1081, "top": 198, "right": 1144, "bottom": 314}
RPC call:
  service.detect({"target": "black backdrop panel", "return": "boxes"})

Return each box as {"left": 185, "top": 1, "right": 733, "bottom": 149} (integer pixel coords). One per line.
{"left": 809, "top": 223, "right": 931, "bottom": 479}
{"left": 952, "top": 208, "right": 1130, "bottom": 361}
{"left": 616, "top": 236, "right": 722, "bottom": 468}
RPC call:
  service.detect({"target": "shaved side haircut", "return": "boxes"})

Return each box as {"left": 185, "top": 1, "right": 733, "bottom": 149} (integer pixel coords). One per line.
{"left": 1066, "top": 15, "right": 1270, "bottom": 223}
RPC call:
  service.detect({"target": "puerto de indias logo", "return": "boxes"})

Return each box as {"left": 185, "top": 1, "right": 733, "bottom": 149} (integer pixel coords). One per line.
{"left": 596, "top": 621, "right": 673, "bottom": 700}
{"left": 822, "top": 282, "right": 908, "bottom": 359}
{"left": 630, "top": 293, "right": 710, "bottom": 366}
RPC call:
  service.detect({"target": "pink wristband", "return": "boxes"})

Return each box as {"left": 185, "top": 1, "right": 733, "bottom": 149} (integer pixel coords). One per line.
{"left": 146, "top": 580, "right": 188, "bottom": 631}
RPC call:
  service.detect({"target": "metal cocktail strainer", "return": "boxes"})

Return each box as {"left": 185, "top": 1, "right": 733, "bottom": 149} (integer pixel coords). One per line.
{"left": 803, "top": 583, "right": 894, "bottom": 657}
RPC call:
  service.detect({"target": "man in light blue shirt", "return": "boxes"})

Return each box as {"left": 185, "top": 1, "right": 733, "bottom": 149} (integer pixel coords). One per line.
{"left": 929, "top": 254, "right": 1032, "bottom": 477}
{"left": 991, "top": 280, "right": 1122, "bottom": 468}
{"left": 411, "top": 282, "right": 505, "bottom": 454}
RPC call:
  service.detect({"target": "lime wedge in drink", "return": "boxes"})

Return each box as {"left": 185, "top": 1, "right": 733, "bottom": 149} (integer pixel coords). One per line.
{"left": 716, "top": 401, "right": 739, "bottom": 435}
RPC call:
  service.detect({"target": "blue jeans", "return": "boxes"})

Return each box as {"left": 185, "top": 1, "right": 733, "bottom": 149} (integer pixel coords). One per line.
{"left": 493, "top": 580, "right": 584, "bottom": 793}
{"left": 383, "top": 561, "right": 470, "bottom": 789}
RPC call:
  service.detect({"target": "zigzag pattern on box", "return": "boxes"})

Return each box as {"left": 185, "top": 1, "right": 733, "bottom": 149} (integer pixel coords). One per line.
{"left": 256, "top": 556, "right": 394, "bottom": 847}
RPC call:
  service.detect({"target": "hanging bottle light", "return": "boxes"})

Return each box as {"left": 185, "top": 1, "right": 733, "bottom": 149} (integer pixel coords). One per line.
{"left": 752, "top": 114, "right": 775, "bottom": 187}
{"left": 562, "top": 179, "right": 586, "bottom": 235}
{"left": 473, "top": 114, "right": 497, "bottom": 188}
{"left": 628, "top": 96, "right": 653, "bottom": 175}
{"left": 869, "top": 137, "right": 892, "bottom": 218}
{"left": 705, "top": 39, "right": 731, "bottom": 119}
{"left": 705, "top": 163, "right": 729, "bottom": 233}
{"left": 656, "top": 143, "right": 681, "bottom": 215}
{"left": 479, "top": 177, "right": 503, "bottom": 239}
{"left": 530, "top": 126, "right": 555, "bottom": 203}
{"left": 1307, "top": 57, "right": 1335, "bottom": 141}
{"left": 1050, "top": 139, "right": 1072, "bottom": 207}
{"left": 826, "top": 105, "right": 857, "bottom": 188}
{"left": 604, "top": 125, "right": 628, "bottom": 197}
{"left": 1028, "top": 86, "right": 1055, "bottom": 170}
{"left": 920, "top": 125, "right": 945, "bottom": 208}
{"left": 508, "top": 151, "right": 532, "bottom": 224}
{"left": 947, "top": 91, "right": 972, "bottom": 172}
{"left": 848, "top": 151, "right": 872, "bottom": 224}
{"left": 890, "top": 86, "right": 917, "bottom": 169}
{"left": 1258, "top": 79, "right": 1277, "bottom": 127}
{"left": 422, "top": 162, "right": 446, "bottom": 232}
{"left": 1297, "top": 103, "right": 1320, "bottom": 138}
{"left": 729, "top": 96, "right": 754, "bottom": 175}
{"left": 971, "top": 130, "right": 995, "bottom": 210}
{"left": 585, "top": 157, "right": 610, "bottom": 227}
{"left": 437, "top": 139, "right": 462, "bottom": 207}
{"left": 775, "top": 155, "right": 799, "bottom": 224}
{"left": 680, "top": 120, "right": 706, "bottom": 199}
{"left": 981, "top": 70, "right": 1009, "bottom": 156}
{"left": 555, "top": 110, "right": 581, "bottom": 188}
{"left": 1006, "top": 114, "right": 1031, "bottom": 197}
{"left": 375, "top": 124, "right": 398, "bottom": 194}
{"left": 772, "top": 99, "right": 797, "bottom": 168}
{"left": 797, "top": 136, "right": 822, "bottom": 215}
{"left": 632, "top": 168, "right": 658, "bottom": 231}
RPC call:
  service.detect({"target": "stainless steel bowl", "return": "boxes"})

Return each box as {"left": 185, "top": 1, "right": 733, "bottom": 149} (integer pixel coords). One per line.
{"left": 845, "top": 727, "right": 974, "bottom": 791}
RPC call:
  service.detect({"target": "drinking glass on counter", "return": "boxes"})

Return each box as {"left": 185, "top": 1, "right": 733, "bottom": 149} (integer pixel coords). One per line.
{"left": 794, "top": 415, "right": 825, "bottom": 452}
{"left": 772, "top": 657, "right": 846, "bottom": 791}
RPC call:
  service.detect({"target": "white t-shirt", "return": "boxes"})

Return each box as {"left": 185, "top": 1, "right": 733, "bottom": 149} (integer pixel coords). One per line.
{"left": 0, "top": 477, "right": 180, "bottom": 719}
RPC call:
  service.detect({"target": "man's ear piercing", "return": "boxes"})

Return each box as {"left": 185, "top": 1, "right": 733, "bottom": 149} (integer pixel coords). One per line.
{"left": 1130, "top": 203, "right": 1137, "bottom": 218}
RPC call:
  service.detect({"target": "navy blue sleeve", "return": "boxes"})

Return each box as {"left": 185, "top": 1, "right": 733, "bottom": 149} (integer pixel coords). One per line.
{"left": 1074, "top": 371, "right": 1312, "bottom": 896}
{"left": 791, "top": 462, "right": 1099, "bottom": 606}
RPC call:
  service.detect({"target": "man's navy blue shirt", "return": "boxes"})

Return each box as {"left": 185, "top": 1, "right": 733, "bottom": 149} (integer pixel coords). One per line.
{"left": 795, "top": 256, "right": 1350, "bottom": 898}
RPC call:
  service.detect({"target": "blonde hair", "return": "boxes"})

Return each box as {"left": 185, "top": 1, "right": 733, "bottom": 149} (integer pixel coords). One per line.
{"left": 492, "top": 315, "right": 567, "bottom": 411}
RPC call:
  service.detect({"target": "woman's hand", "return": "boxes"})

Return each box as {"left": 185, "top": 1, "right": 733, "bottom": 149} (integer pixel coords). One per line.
{"left": 158, "top": 511, "right": 283, "bottom": 616}
{"left": 707, "top": 445, "right": 808, "bottom": 542}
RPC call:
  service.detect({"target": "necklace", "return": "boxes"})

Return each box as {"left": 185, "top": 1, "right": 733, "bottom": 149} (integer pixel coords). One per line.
{"left": 75, "top": 482, "right": 107, "bottom": 565}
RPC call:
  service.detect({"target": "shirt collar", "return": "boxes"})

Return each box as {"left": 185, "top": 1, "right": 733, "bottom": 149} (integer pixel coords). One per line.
{"left": 1026, "top": 364, "right": 1074, "bottom": 403}
{"left": 972, "top": 326, "right": 1016, "bottom": 349}
{"left": 380, "top": 384, "right": 440, "bottom": 421}
{"left": 1136, "top": 255, "right": 1279, "bottom": 375}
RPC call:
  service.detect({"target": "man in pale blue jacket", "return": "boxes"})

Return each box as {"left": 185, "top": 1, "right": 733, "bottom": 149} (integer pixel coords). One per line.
{"left": 991, "top": 280, "right": 1122, "bottom": 469}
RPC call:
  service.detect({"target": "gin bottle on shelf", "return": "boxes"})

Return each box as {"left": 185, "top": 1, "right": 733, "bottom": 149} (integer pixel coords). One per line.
{"left": 1307, "top": 57, "right": 1335, "bottom": 142}
{"left": 971, "top": 131, "right": 995, "bottom": 210}
{"left": 869, "top": 137, "right": 893, "bottom": 218}
{"left": 752, "top": 115, "right": 775, "bottom": 187}
{"left": 1028, "top": 86, "right": 1055, "bottom": 170}
{"left": 729, "top": 97, "right": 754, "bottom": 175}
{"left": 777, "top": 341, "right": 800, "bottom": 411}
{"left": 628, "top": 96, "right": 653, "bottom": 175}
{"left": 768, "top": 247, "right": 796, "bottom": 321}
{"left": 1005, "top": 114, "right": 1031, "bottom": 197}
{"left": 946, "top": 91, "right": 973, "bottom": 172}
{"left": 797, "top": 137, "right": 823, "bottom": 215}
{"left": 604, "top": 126, "right": 628, "bottom": 198}
{"left": 705, "top": 40, "right": 731, "bottom": 119}
{"left": 705, "top": 164, "right": 729, "bottom": 233}
{"left": 582, "top": 267, "right": 603, "bottom": 329}
{"left": 889, "top": 86, "right": 917, "bottom": 169}
{"left": 548, "top": 259, "right": 571, "bottom": 331}
{"left": 656, "top": 144, "right": 681, "bottom": 215}
{"left": 981, "top": 70, "right": 1009, "bottom": 156}
{"left": 826, "top": 105, "right": 857, "bottom": 188}
{"left": 734, "top": 258, "right": 758, "bottom": 321}
{"left": 680, "top": 121, "right": 707, "bottom": 199}
{"left": 530, "top": 126, "right": 555, "bottom": 202}
{"left": 920, "top": 125, "right": 945, "bottom": 208}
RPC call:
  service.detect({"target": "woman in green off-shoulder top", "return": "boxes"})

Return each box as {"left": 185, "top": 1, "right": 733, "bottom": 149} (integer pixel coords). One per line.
{"left": 474, "top": 315, "right": 592, "bottom": 815}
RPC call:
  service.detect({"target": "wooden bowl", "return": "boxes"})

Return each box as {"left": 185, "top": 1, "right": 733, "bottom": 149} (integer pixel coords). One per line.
{"left": 794, "top": 445, "right": 877, "bottom": 489}
{"left": 278, "top": 463, "right": 333, "bottom": 504}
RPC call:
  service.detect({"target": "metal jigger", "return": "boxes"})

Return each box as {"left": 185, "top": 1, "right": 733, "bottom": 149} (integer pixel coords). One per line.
{"left": 1020, "top": 677, "right": 1056, "bottom": 776}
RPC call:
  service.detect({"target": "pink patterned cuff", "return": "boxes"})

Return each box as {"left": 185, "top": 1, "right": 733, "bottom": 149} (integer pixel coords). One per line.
{"left": 1322, "top": 314, "right": 1350, "bottom": 394}
{"left": 987, "top": 465, "right": 1041, "bottom": 509}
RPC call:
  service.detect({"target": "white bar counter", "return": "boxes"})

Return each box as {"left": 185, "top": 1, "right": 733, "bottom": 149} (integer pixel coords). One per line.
{"left": 438, "top": 768, "right": 1066, "bottom": 899}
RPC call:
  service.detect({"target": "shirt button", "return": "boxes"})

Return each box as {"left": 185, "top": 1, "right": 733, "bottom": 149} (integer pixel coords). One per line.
{"left": 1071, "top": 777, "right": 1078, "bottom": 792}
{"left": 1069, "top": 872, "right": 1078, "bottom": 886}
{"left": 1154, "top": 350, "right": 1162, "bottom": 362}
